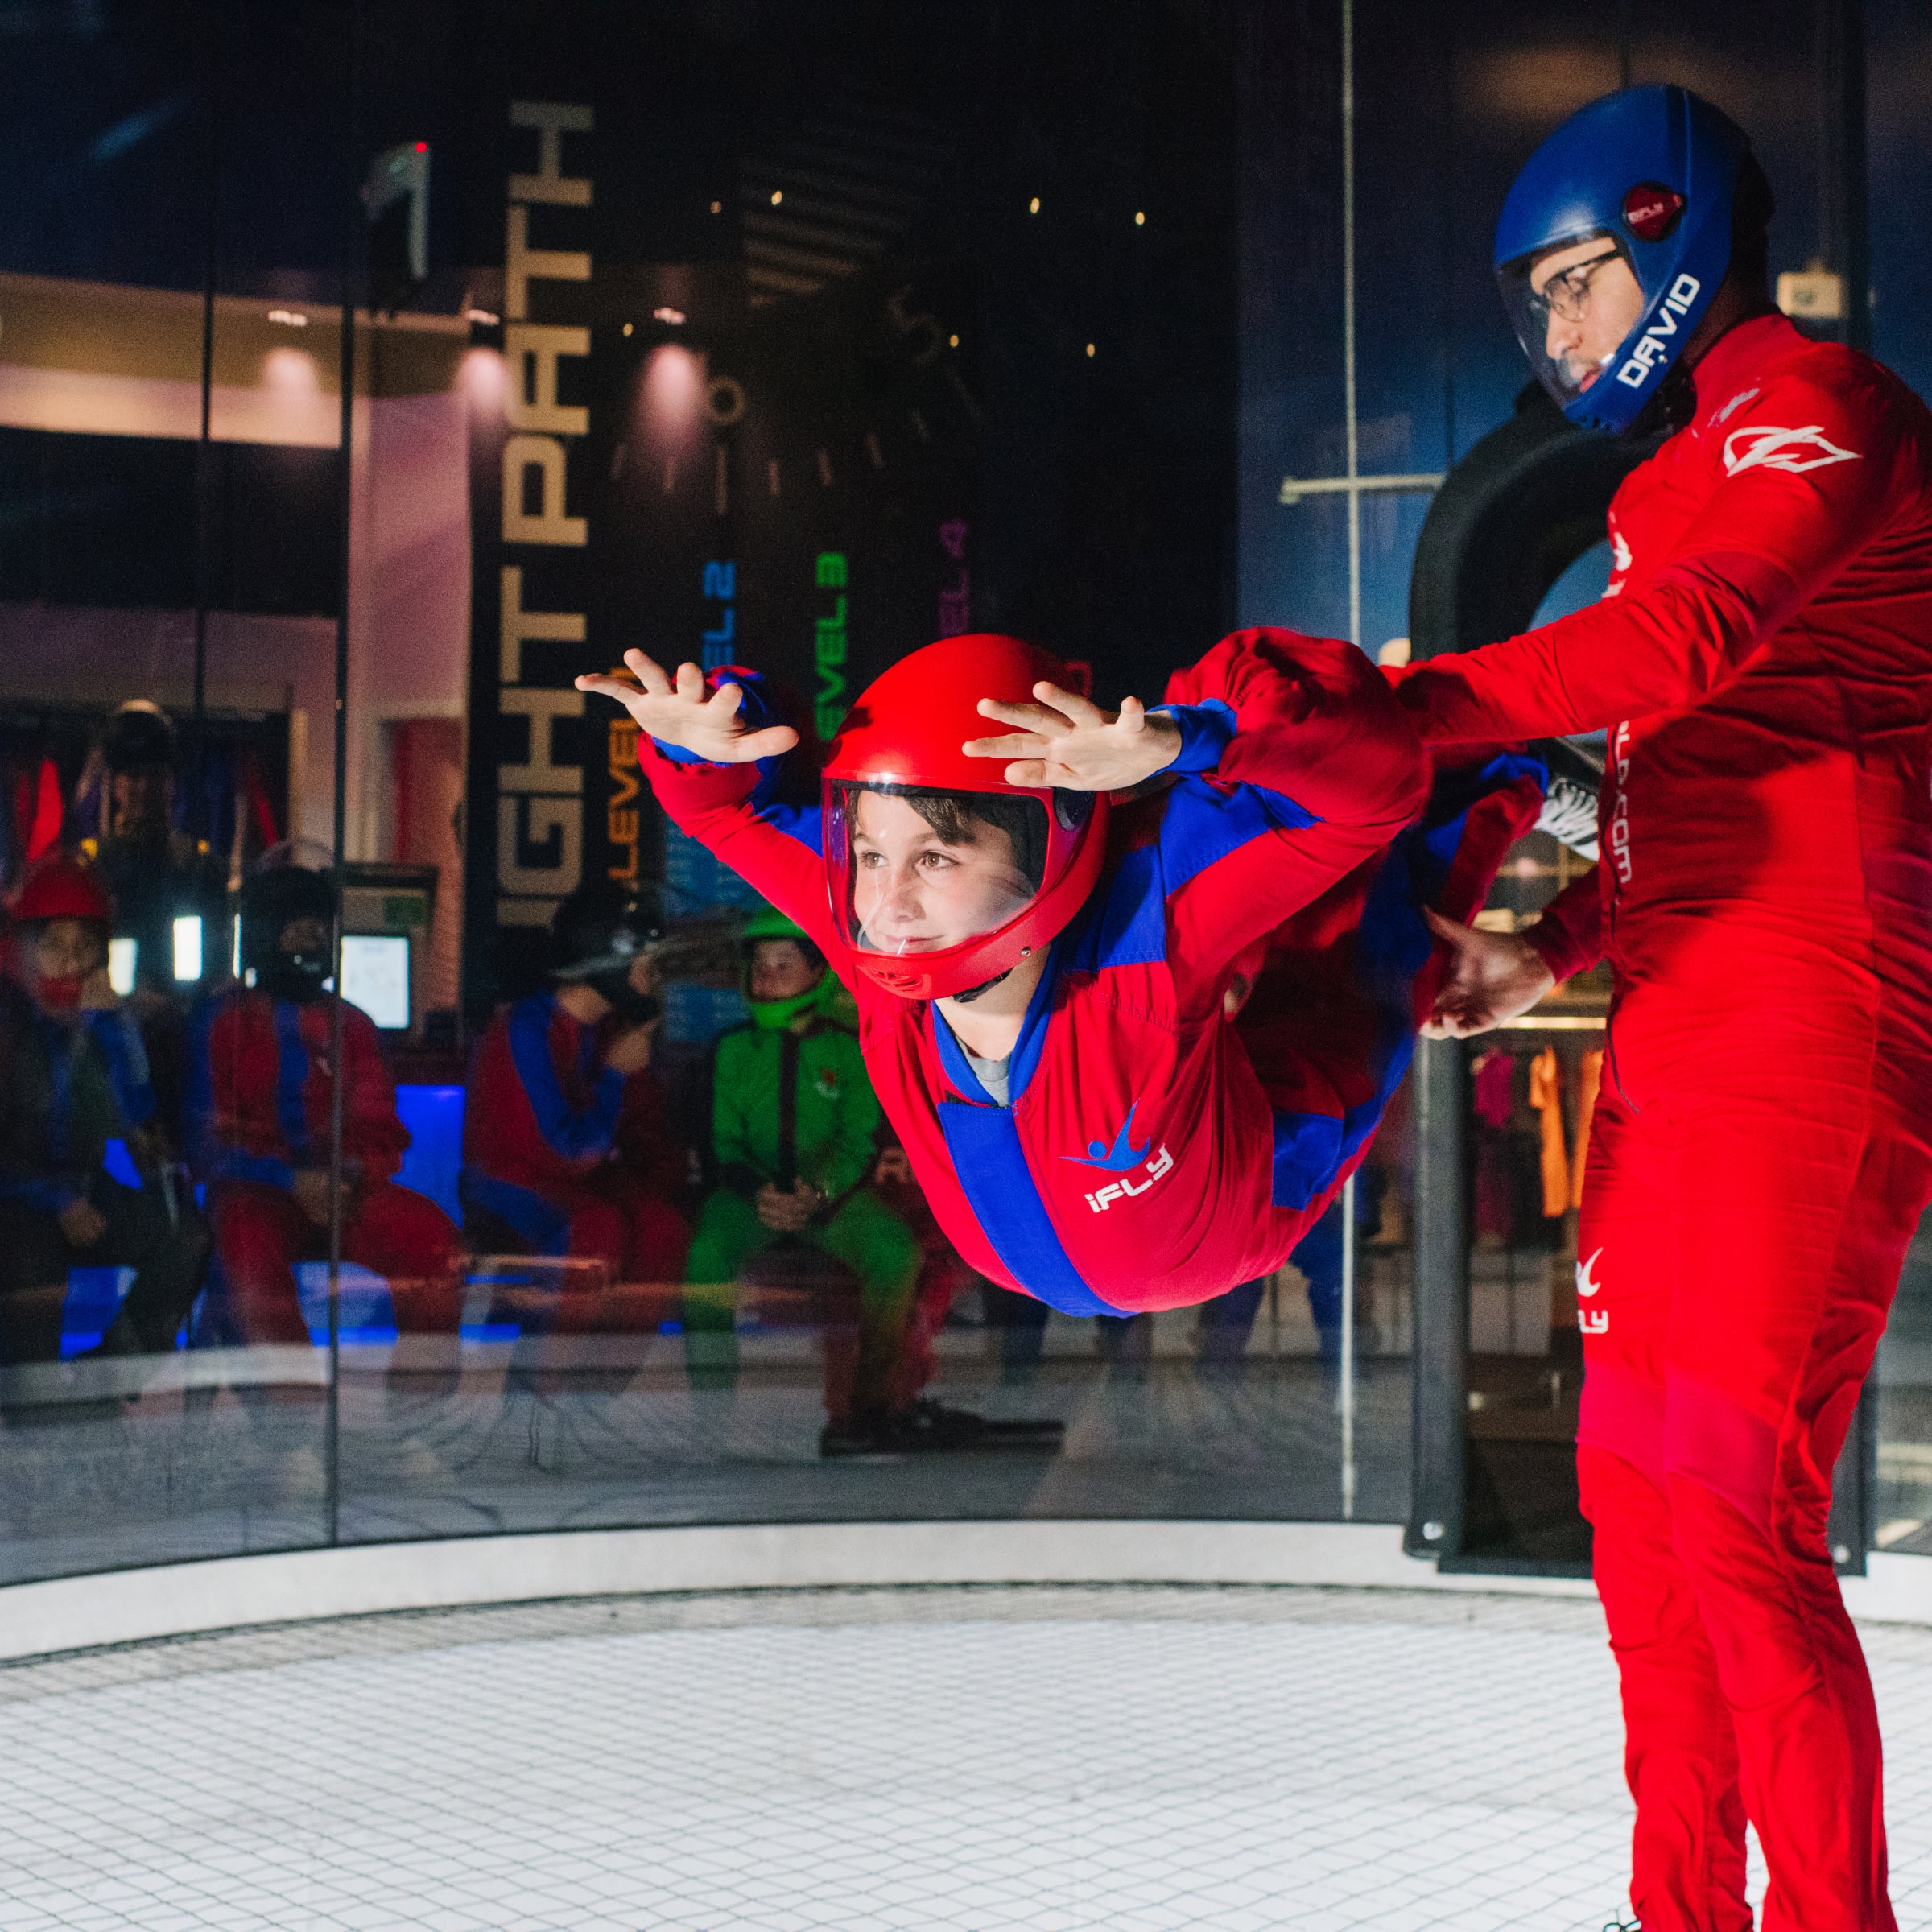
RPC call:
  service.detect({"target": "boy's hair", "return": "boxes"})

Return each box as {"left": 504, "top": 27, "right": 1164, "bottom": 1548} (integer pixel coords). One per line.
{"left": 892, "top": 787, "right": 1046, "bottom": 891}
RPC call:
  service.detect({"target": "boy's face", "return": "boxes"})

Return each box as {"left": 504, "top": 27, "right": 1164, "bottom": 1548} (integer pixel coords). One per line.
{"left": 849, "top": 791, "right": 1031, "bottom": 956}
{"left": 750, "top": 939, "right": 822, "bottom": 1003}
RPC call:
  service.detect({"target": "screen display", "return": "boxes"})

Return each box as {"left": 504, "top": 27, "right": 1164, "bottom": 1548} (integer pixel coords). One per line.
{"left": 339, "top": 933, "right": 411, "bottom": 1030}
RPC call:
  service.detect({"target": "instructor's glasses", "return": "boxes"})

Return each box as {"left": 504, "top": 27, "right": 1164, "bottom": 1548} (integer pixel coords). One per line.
{"left": 1530, "top": 249, "right": 1624, "bottom": 324}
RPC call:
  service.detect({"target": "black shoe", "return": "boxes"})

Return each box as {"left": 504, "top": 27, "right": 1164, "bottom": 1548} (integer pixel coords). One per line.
{"left": 819, "top": 1418, "right": 892, "bottom": 1459}
{"left": 883, "top": 1397, "right": 1065, "bottom": 1455}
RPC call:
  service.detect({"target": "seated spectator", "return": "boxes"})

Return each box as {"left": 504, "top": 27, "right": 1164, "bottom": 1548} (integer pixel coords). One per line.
{"left": 188, "top": 859, "right": 463, "bottom": 1364}
{"left": 687, "top": 904, "right": 1056, "bottom": 1457}
{"left": 80, "top": 700, "right": 229, "bottom": 1137}
{"left": 0, "top": 857, "right": 211, "bottom": 1368}
{"left": 463, "top": 884, "right": 690, "bottom": 1310}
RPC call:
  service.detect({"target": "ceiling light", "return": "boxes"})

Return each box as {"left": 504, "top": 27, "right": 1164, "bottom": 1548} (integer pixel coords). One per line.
{"left": 1029, "top": 196, "right": 1041, "bottom": 214}
{"left": 652, "top": 307, "right": 687, "bottom": 326}
{"left": 267, "top": 308, "right": 308, "bottom": 327}
{"left": 464, "top": 307, "right": 499, "bottom": 327}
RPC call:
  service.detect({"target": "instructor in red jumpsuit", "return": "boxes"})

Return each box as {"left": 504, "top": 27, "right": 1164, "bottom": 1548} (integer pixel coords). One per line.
{"left": 1402, "top": 87, "right": 1932, "bottom": 1932}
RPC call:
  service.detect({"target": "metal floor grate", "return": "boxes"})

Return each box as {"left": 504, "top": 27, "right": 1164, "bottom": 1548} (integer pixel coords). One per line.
{"left": 3, "top": 1584, "right": 1929, "bottom": 1930}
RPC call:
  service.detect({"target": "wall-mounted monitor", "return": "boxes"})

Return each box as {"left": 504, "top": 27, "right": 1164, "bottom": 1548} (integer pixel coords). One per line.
{"left": 339, "top": 932, "right": 411, "bottom": 1030}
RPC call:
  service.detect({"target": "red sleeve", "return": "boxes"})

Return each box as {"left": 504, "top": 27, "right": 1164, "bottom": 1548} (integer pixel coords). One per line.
{"left": 1524, "top": 869, "right": 1604, "bottom": 981}
{"left": 637, "top": 739, "right": 839, "bottom": 965}
{"left": 1160, "top": 629, "right": 1431, "bottom": 989}
{"left": 340, "top": 1005, "right": 409, "bottom": 1183}
{"left": 1390, "top": 361, "right": 1915, "bottom": 745}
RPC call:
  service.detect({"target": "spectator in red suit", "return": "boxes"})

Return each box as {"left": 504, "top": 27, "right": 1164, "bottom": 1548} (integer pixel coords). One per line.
{"left": 462, "top": 885, "right": 690, "bottom": 1321}
{"left": 187, "top": 860, "right": 463, "bottom": 1360}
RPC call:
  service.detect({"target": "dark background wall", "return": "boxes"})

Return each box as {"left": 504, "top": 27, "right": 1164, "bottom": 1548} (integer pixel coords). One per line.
{"left": 0, "top": 0, "right": 1241, "bottom": 708}
{"left": 2, "top": 0, "right": 1928, "bottom": 822}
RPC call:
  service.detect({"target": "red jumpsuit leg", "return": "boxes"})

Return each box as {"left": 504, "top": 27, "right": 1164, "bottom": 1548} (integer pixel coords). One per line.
{"left": 617, "top": 1190, "right": 691, "bottom": 1288}
{"left": 1583, "top": 1005, "right": 1931, "bottom": 1932}
{"left": 539, "top": 1188, "right": 621, "bottom": 1336}
{"left": 343, "top": 1181, "right": 464, "bottom": 1335}
{"left": 208, "top": 1179, "right": 312, "bottom": 1346}
{"left": 1576, "top": 1084, "right": 1750, "bottom": 1932}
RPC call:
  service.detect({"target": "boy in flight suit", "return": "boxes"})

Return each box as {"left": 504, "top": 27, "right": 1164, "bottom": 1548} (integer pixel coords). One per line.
{"left": 578, "top": 629, "right": 1540, "bottom": 1322}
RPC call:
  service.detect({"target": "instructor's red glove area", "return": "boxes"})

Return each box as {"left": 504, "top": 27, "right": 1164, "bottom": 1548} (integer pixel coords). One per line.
{"left": 1396, "top": 312, "right": 1932, "bottom": 1932}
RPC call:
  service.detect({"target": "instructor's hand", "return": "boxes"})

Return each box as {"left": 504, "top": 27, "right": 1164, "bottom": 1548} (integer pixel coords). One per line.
{"left": 576, "top": 651, "right": 799, "bottom": 765}
{"left": 963, "top": 683, "right": 1182, "bottom": 792}
{"left": 1420, "top": 908, "right": 1555, "bottom": 1040}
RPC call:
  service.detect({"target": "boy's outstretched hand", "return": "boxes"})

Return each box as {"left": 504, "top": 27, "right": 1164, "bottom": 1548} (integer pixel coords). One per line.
{"left": 576, "top": 650, "right": 799, "bottom": 764}
{"left": 964, "top": 683, "right": 1182, "bottom": 792}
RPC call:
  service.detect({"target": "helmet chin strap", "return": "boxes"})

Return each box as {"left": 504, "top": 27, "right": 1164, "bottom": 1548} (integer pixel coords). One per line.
{"left": 947, "top": 967, "right": 1013, "bottom": 1005}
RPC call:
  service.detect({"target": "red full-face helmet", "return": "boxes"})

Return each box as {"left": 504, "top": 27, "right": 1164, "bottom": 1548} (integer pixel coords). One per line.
{"left": 821, "top": 634, "right": 1112, "bottom": 1000}
{"left": 11, "top": 854, "right": 112, "bottom": 927}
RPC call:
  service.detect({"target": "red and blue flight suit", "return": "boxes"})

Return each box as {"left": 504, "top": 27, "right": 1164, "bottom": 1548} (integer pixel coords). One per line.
{"left": 627, "top": 630, "right": 1540, "bottom": 1319}
{"left": 463, "top": 993, "right": 690, "bottom": 1292}
{"left": 1393, "top": 85, "right": 1932, "bottom": 1932}
{"left": 188, "top": 971, "right": 462, "bottom": 1348}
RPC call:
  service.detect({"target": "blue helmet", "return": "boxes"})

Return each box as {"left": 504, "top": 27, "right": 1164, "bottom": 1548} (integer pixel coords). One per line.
{"left": 1494, "top": 85, "right": 1755, "bottom": 434}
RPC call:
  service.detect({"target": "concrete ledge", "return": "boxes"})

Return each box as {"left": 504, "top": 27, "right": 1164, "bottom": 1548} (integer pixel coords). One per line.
{"left": 0, "top": 1522, "right": 1924, "bottom": 1662}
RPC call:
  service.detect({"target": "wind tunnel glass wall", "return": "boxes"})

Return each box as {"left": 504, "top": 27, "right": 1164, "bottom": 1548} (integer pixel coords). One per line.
{"left": 1239, "top": 0, "right": 1932, "bottom": 1569}
{"left": 0, "top": 0, "right": 1397, "bottom": 1593}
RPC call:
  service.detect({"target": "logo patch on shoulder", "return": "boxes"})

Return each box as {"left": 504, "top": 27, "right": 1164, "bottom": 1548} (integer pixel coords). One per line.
{"left": 1722, "top": 423, "right": 1861, "bottom": 477}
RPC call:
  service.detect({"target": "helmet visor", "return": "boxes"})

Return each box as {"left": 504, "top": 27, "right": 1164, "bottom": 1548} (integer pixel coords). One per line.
{"left": 827, "top": 783, "right": 1055, "bottom": 962}
{"left": 1497, "top": 232, "right": 1637, "bottom": 411}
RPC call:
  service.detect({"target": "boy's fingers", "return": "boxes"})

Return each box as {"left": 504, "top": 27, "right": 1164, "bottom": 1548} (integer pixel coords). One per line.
{"left": 674, "top": 660, "right": 707, "bottom": 703}
{"left": 964, "top": 731, "right": 1050, "bottom": 759}
{"left": 735, "top": 724, "right": 800, "bottom": 761}
{"left": 1034, "top": 680, "right": 1104, "bottom": 727}
{"left": 1117, "top": 694, "right": 1146, "bottom": 732}
{"left": 1422, "top": 906, "right": 1471, "bottom": 941}
{"left": 1001, "top": 758, "right": 1052, "bottom": 788}
{"left": 979, "top": 697, "right": 1071, "bottom": 736}
{"left": 576, "top": 673, "right": 641, "bottom": 702}
{"left": 623, "top": 649, "right": 674, "bottom": 696}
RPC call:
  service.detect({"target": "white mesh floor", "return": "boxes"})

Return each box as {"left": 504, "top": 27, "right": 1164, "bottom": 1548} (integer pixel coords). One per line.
{"left": 3, "top": 1585, "right": 1930, "bottom": 1931}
